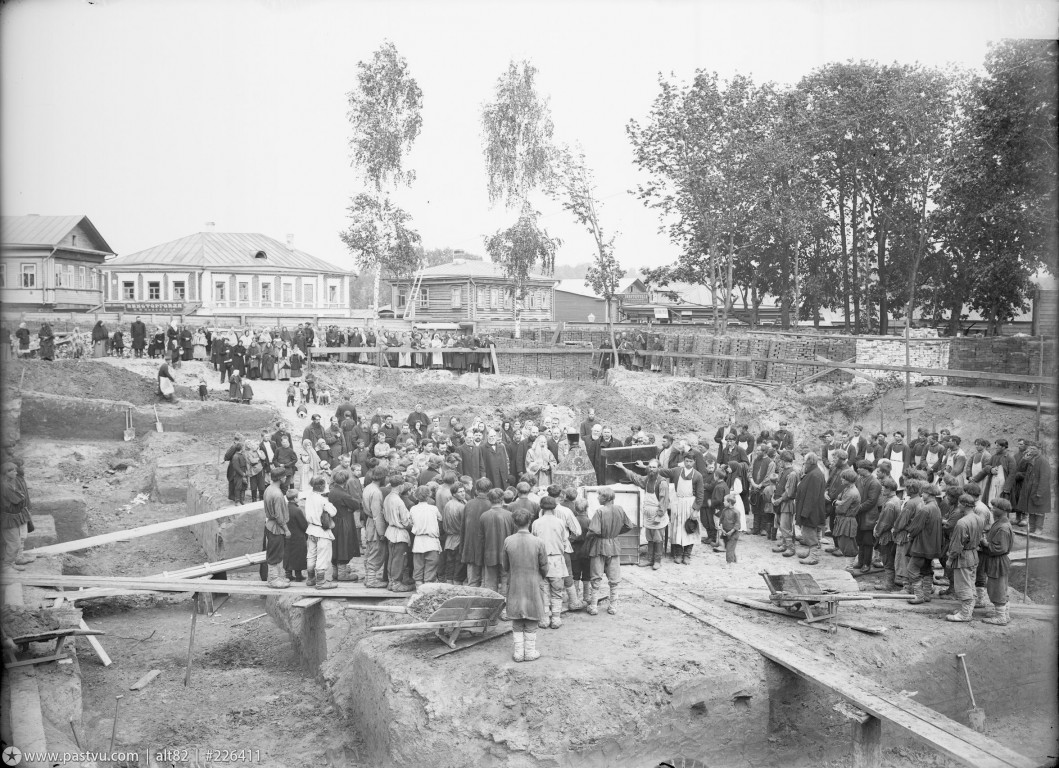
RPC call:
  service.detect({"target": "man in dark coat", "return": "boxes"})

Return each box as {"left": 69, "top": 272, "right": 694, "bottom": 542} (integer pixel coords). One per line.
{"left": 130, "top": 317, "right": 147, "bottom": 357}
{"left": 479, "top": 431, "right": 510, "bottom": 490}
{"left": 461, "top": 478, "right": 493, "bottom": 587}
{"left": 480, "top": 488, "right": 516, "bottom": 597}
{"left": 328, "top": 469, "right": 362, "bottom": 581}
{"left": 794, "top": 453, "right": 828, "bottom": 564}
{"left": 1020, "top": 442, "right": 1052, "bottom": 534}
{"left": 906, "top": 484, "right": 945, "bottom": 604}
{"left": 852, "top": 460, "right": 882, "bottom": 573}
{"left": 458, "top": 434, "right": 483, "bottom": 480}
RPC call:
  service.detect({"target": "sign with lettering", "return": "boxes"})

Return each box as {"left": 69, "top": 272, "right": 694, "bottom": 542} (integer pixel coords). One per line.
{"left": 106, "top": 301, "right": 200, "bottom": 314}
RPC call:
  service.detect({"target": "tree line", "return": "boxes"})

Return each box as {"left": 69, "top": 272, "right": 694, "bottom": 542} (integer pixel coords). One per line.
{"left": 340, "top": 40, "right": 1057, "bottom": 336}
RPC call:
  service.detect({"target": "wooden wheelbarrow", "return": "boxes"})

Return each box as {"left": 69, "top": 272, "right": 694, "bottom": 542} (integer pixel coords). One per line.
{"left": 351, "top": 596, "right": 507, "bottom": 650}
{"left": 2, "top": 627, "right": 106, "bottom": 668}
{"left": 760, "top": 570, "right": 872, "bottom": 632}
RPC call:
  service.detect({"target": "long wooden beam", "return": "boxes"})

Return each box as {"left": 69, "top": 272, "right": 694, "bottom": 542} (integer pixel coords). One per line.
{"left": 28, "top": 501, "right": 265, "bottom": 556}
{"left": 635, "top": 583, "right": 1038, "bottom": 768}
{"left": 1, "top": 573, "right": 412, "bottom": 600}
{"left": 312, "top": 346, "right": 1051, "bottom": 385}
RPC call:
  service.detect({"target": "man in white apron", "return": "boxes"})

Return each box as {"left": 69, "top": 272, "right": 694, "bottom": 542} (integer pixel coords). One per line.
{"left": 884, "top": 431, "right": 912, "bottom": 493}
{"left": 657, "top": 454, "right": 704, "bottom": 565}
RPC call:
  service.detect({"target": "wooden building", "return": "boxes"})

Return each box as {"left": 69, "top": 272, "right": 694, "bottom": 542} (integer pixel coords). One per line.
{"left": 1, "top": 214, "right": 115, "bottom": 312}
{"left": 390, "top": 260, "right": 557, "bottom": 323}
{"left": 553, "top": 277, "right": 649, "bottom": 323}
{"left": 102, "top": 230, "right": 351, "bottom": 319}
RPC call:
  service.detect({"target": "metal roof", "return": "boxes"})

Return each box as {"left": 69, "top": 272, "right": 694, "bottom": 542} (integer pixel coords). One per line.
{"left": 554, "top": 279, "right": 605, "bottom": 299}
{"left": 107, "top": 232, "right": 345, "bottom": 274}
{"left": 416, "top": 260, "right": 553, "bottom": 281}
{"left": 1, "top": 214, "right": 114, "bottom": 253}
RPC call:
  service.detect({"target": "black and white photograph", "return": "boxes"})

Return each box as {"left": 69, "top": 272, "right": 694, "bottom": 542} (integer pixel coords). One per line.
{"left": 1, "top": 0, "right": 1056, "bottom": 766}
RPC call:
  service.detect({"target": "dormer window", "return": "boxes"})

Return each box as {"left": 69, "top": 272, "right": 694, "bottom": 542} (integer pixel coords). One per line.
{"left": 254, "top": 250, "right": 267, "bottom": 260}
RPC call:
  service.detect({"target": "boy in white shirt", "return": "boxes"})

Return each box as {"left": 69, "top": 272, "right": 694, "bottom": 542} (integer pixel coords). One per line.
{"left": 303, "top": 476, "right": 337, "bottom": 589}
{"left": 409, "top": 485, "right": 443, "bottom": 587}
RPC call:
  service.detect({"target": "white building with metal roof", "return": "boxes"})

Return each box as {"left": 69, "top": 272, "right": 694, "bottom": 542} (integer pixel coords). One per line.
{"left": 1, "top": 214, "right": 115, "bottom": 311}
{"left": 101, "top": 229, "right": 352, "bottom": 319}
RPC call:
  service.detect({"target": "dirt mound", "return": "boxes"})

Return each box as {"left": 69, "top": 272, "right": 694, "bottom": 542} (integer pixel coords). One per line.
{"left": 3, "top": 358, "right": 193, "bottom": 404}
{"left": 405, "top": 584, "right": 503, "bottom": 620}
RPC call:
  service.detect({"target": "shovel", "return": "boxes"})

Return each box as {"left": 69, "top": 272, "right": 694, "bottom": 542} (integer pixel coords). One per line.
{"left": 957, "top": 653, "right": 986, "bottom": 732}
{"left": 123, "top": 408, "right": 135, "bottom": 441}
{"left": 153, "top": 405, "right": 163, "bottom": 433}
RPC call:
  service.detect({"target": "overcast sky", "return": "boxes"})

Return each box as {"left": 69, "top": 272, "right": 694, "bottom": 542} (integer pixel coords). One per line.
{"left": 2, "top": 0, "right": 1056, "bottom": 274}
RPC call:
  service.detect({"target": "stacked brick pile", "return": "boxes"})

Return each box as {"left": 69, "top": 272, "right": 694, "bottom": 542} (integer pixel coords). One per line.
{"left": 855, "top": 329, "right": 949, "bottom": 385}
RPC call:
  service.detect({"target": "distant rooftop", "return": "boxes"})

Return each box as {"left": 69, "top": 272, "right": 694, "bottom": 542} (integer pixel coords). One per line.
{"left": 108, "top": 231, "right": 343, "bottom": 274}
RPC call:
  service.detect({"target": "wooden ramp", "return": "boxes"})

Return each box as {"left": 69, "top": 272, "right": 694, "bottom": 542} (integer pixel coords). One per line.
{"left": 635, "top": 582, "right": 1041, "bottom": 768}
{"left": 1, "top": 573, "right": 412, "bottom": 601}
{"left": 932, "top": 386, "right": 1056, "bottom": 412}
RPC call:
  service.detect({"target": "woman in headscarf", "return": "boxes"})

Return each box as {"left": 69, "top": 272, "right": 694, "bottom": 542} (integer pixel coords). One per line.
{"left": 231, "top": 338, "right": 247, "bottom": 377}
{"left": 91, "top": 320, "right": 108, "bottom": 358}
{"left": 525, "top": 434, "right": 557, "bottom": 488}
{"left": 228, "top": 370, "right": 242, "bottom": 402}
{"left": 397, "top": 331, "right": 412, "bottom": 368}
{"left": 278, "top": 344, "right": 292, "bottom": 381}
{"left": 247, "top": 339, "right": 262, "bottom": 380}
{"left": 38, "top": 322, "right": 55, "bottom": 361}
{"left": 283, "top": 488, "right": 309, "bottom": 581}
{"left": 726, "top": 459, "right": 750, "bottom": 532}
{"left": 289, "top": 347, "right": 304, "bottom": 381}
{"left": 328, "top": 468, "right": 362, "bottom": 581}
{"left": 192, "top": 328, "right": 208, "bottom": 361}
{"left": 261, "top": 343, "right": 276, "bottom": 381}
{"left": 179, "top": 325, "right": 193, "bottom": 361}
{"left": 158, "top": 360, "right": 177, "bottom": 401}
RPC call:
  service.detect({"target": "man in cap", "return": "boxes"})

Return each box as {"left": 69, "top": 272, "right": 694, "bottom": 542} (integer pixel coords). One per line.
{"left": 981, "top": 498, "right": 1014, "bottom": 626}
{"left": 906, "top": 484, "right": 944, "bottom": 604}
{"left": 1019, "top": 441, "right": 1051, "bottom": 534}
{"left": 774, "top": 421, "right": 794, "bottom": 451}
{"left": 945, "top": 493, "right": 983, "bottom": 622}
{"left": 771, "top": 450, "right": 799, "bottom": 556}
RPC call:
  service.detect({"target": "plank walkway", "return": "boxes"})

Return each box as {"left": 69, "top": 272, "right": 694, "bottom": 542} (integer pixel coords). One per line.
{"left": 1, "top": 573, "right": 411, "bottom": 601}
{"left": 932, "top": 386, "right": 1056, "bottom": 412}
{"left": 629, "top": 579, "right": 1040, "bottom": 768}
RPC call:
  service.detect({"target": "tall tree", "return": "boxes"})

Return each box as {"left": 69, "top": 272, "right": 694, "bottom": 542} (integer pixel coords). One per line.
{"left": 552, "top": 145, "right": 625, "bottom": 351}
{"left": 342, "top": 41, "right": 424, "bottom": 322}
{"left": 481, "top": 60, "right": 560, "bottom": 337}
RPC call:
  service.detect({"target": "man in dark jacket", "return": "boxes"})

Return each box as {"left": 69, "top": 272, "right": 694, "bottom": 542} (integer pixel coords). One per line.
{"left": 852, "top": 460, "right": 882, "bottom": 573}
{"left": 479, "top": 431, "right": 509, "bottom": 490}
{"left": 794, "top": 453, "right": 827, "bottom": 565}
{"left": 906, "top": 484, "right": 945, "bottom": 604}
{"left": 130, "top": 317, "right": 147, "bottom": 357}
{"left": 461, "top": 479, "right": 492, "bottom": 587}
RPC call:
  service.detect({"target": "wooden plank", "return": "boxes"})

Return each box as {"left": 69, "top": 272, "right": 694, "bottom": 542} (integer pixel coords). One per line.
{"left": 291, "top": 597, "right": 323, "bottom": 609}
{"left": 230, "top": 613, "right": 268, "bottom": 626}
{"left": 796, "top": 356, "right": 854, "bottom": 386}
{"left": 723, "top": 596, "right": 886, "bottom": 635}
{"left": 853, "top": 715, "right": 883, "bottom": 768}
{"left": 903, "top": 399, "right": 927, "bottom": 411}
{"left": 4, "top": 653, "right": 69, "bottom": 669}
{"left": 1, "top": 573, "right": 413, "bottom": 600}
{"left": 9, "top": 628, "right": 104, "bottom": 644}
{"left": 637, "top": 585, "right": 1037, "bottom": 768}
{"left": 129, "top": 669, "right": 161, "bottom": 691}
{"left": 490, "top": 345, "right": 500, "bottom": 375}
{"left": 549, "top": 321, "right": 564, "bottom": 346}
{"left": 79, "top": 620, "right": 112, "bottom": 667}
{"left": 370, "top": 619, "right": 497, "bottom": 632}
{"left": 29, "top": 501, "right": 265, "bottom": 556}
{"left": 155, "top": 552, "right": 265, "bottom": 579}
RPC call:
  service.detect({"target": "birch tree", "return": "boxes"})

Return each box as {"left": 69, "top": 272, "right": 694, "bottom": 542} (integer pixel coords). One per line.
{"left": 342, "top": 41, "right": 424, "bottom": 323}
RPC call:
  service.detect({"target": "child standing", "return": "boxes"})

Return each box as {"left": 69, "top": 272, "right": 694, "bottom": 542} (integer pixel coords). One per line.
{"left": 982, "top": 498, "right": 1013, "bottom": 626}
{"left": 502, "top": 507, "right": 549, "bottom": 662}
{"left": 719, "top": 493, "right": 741, "bottom": 564}
{"left": 198, "top": 375, "right": 208, "bottom": 401}
{"left": 303, "top": 477, "right": 337, "bottom": 589}
{"left": 286, "top": 382, "right": 297, "bottom": 407}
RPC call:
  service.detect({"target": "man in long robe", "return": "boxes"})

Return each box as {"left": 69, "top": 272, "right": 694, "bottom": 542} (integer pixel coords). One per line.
{"left": 794, "top": 453, "right": 827, "bottom": 565}
{"left": 460, "top": 479, "right": 492, "bottom": 587}
{"left": 479, "top": 430, "right": 509, "bottom": 490}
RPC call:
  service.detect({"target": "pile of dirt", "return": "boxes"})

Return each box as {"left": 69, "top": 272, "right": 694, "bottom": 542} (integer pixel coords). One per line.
{"left": 405, "top": 584, "right": 502, "bottom": 620}
{"left": 1, "top": 605, "right": 60, "bottom": 637}
{"left": 2, "top": 358, "right": 193, "bottom": 404}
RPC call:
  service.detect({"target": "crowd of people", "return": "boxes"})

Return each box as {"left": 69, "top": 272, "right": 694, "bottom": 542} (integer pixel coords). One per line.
{"left": 224, "top": 399, "right": 1051, "bottom": 662}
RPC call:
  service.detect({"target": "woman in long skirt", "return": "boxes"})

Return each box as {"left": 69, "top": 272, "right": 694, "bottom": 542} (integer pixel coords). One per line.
{"left": 261, "top": 347, "right": 276, "bottom": 381}
{"left": 430, "top": 333, "right": 444, "bottom": 369}
{"left": 398, "top": 331, "right": 412, "bottom": 368}
{"left": 192, "top": 328, "right": 208, "bottom": 360}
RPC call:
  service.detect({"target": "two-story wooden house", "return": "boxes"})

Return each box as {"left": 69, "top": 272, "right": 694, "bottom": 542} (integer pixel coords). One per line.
{"left": 1, "top": 215, "right": 115, "bottom": 311}
{"left": 390, "top": 260, "right": 557, "bottom": 323}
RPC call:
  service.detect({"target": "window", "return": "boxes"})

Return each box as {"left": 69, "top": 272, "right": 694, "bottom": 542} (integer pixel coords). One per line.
{"left": 303, "top": 284, "right": 314, "bottom": 305}
{"left": 503, "top": 290, "right": 511, "bottom": 309}
{"left": 542, "top": 290, "right": 550, "bottom": 309}
{"left": 55, "top": 267, "right": 64, "bottom": 287}
{"left": 0, "top": 264, "right": 5, "bottom": 288}
{"left": 21, "top": 264, "right": 36, "bottom": 288}
{"left": 396, "top": 289, "right": 407, "bottom": 309}
{"left": 238, "top": 282, "right": 249, "bottom": 302}
{"left": 417, "top": 287, "right": 428, "bottom": 308}
{"left": 122, "top": 281, "right": 135, "bottom": 300}
{"left": 214, "top": 282, "right": 226, "bottom": 302}
{"left": 490, "top": 288, "right": 499, "bottom": 309}
{"left": 261, "top": 283, "right": 272, "bottom": 304}
{"left": 451, "top": 287, "right": 462, "bottom": 308}
{"left": 148, "top": 281, "right": 160, "bottom": 300}
{"left": 78, "top": 266, "right": 86, "bottom": 289}
{"left": 328, "top": 284, "right": 338, "bottom": 304}
{"left": 173, "top": 281, "right": 186, "bottom": 300}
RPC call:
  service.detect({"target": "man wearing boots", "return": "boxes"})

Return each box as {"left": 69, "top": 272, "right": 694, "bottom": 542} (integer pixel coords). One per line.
{"left": 586, "top": 488, "right": 626, "bottom": 616}
{"left": 262, "top": 468, "right": 291, "bottom": 589}
{"left": 361, "top": 467, "right": 389, "bottom": 588}
{"left": 1020, "top": 442, "right": 1051, "bottom": 534}
{"left": 615, "top": 459, "right": 670, "bottom": 570}
{"left": 382, "top": 479, "right": 416, "bottom": 593}
{"left": 304, "top": 477, "right": 337, "bottom": 590}
{"left": 982, "top": 499, "right": 1014, "bottom": 626}
{"left": 794, "top": 453, "right": 827, "bottom": 565}
{"left": 906, "top": 485, "right": 944, "bottom": 605}
{"left": 570, "top": 498, "right": 593, "bottom": 609}
{"left": 945, "top": 494, "right": 984, "bottom": 622}
{"left": 851, "top": 460, "right": 881, "bottom": 574}
{"left": 772, "top": 451, "right": 799, "bottom": 557}
{"left": 749, "top": 443, "right": 777, "bottom": 536}
{"left": 502, "top": 507, "right": 549, "bottom": 662}
{"left": 657, "top": 453, "right": 705, "bottom": 564}
{"left": 531, "top": 497, "right": 571, "bottom": 629}
{"left": 891, "top": 478, "right": 923, "bottom": 593}
{"left": 546, "top": 486, "right": 584, "bottom": 610}
{"left": 873, "top": 477, "right": 900, "bottom": 591}
{"left": 965, "top": 482, "right": 994, "bottom": 612}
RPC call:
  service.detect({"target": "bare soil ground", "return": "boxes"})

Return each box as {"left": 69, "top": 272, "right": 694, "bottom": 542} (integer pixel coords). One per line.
{"left": 4, "top": 356, "right": 1056, "bottom": 767}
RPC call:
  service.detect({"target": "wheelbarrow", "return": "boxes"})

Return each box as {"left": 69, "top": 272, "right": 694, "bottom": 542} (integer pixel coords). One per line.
{"left": 350, "top": 596, "right": 507, "bottom": 650}
{"left": 760, "top": 569, "right": 872, "bottom": 632}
